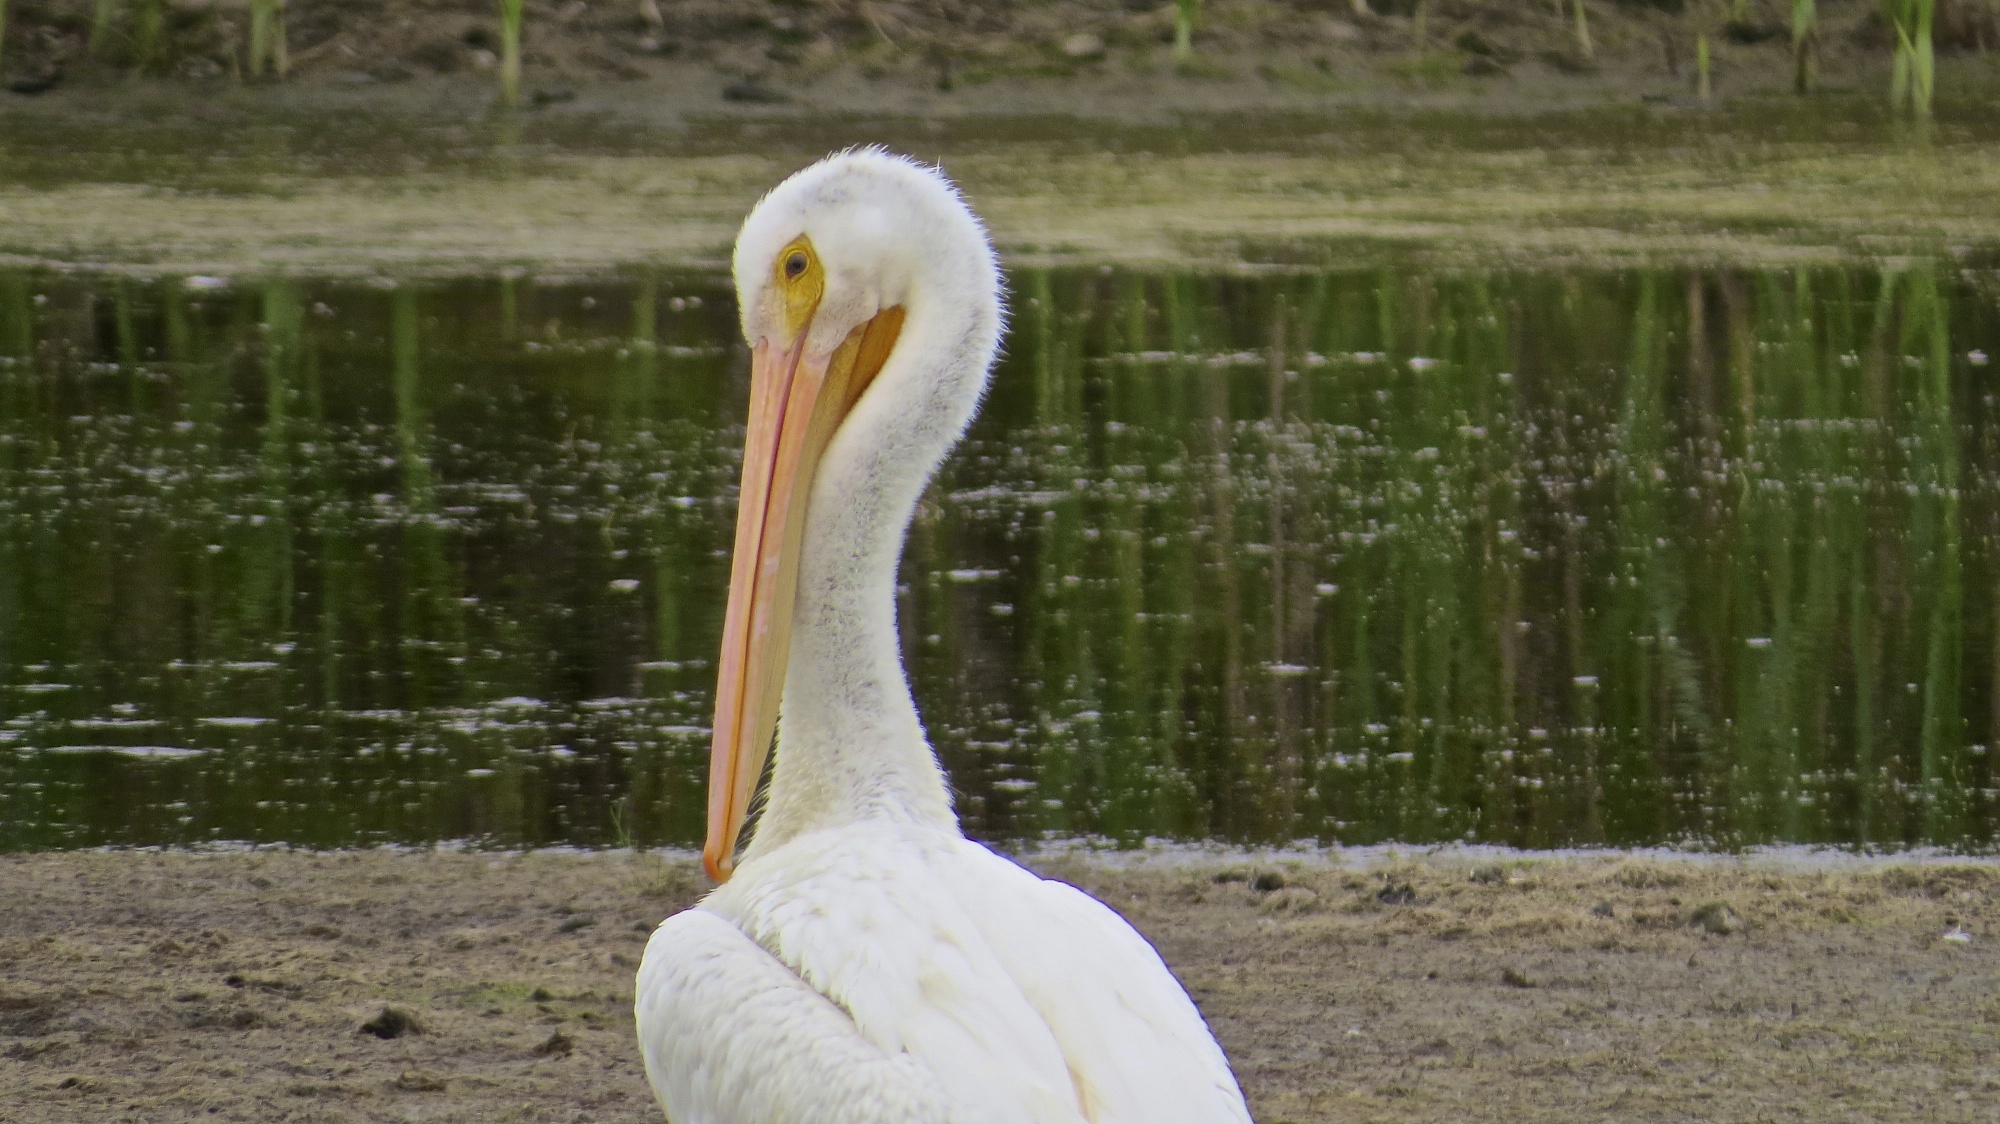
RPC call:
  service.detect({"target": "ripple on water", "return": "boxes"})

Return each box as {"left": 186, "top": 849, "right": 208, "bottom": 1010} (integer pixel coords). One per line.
{"left": 2, "top": 264, "right": 1998, "bottom": 851}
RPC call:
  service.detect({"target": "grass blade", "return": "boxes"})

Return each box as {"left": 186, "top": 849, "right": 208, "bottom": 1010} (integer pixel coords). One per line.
{"left": 499, "top": 0, "right": 525, "bottom": 106}
{"left": 1792, "top": 0, "right": 1817, "bottom": 93}
{"left": 90, "top": 0, "right": 118, "bottom": 57}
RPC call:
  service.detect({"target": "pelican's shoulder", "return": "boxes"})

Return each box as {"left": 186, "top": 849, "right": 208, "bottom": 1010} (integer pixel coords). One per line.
{"left": 936, "top": 839, "right": 1255, "bottom": 1124}
{"left": 635, "top": 907, "right": 973, "bottom": 1124}
{"left": 698, "top": 822, "right": 1092, "bottom": 1124}
{"left": 704, "top": 820, "right": 962, "bottom": 912}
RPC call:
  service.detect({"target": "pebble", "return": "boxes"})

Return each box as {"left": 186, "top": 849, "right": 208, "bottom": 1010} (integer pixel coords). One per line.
{"left": 1689, "top": 902, "right": 1745, "bottom": 936}
{"left": 1061, "top": 33, "right": 1106, "bottom": 60}
{"left": 360, "top": 1006, "right": 424, "bottom": 1039}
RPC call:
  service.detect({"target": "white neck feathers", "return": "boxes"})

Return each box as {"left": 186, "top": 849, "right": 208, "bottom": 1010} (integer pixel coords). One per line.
{"left": 736, "top": 154, "right": 1002, "bottom": 858}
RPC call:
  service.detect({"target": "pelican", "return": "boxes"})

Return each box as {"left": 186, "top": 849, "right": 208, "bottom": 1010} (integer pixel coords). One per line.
{"left": 634, "top": 150, "right": 1254, "bottom": 1124}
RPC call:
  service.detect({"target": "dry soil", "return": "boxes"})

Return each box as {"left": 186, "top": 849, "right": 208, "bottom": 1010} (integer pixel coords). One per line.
{"left": 1, "top": 848, "right": 1996, "bottom": 1123}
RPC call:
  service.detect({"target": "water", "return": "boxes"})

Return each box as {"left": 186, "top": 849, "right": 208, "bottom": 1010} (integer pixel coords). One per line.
{"left": 2, "top": 263, "right": 1997, "bottom": 852}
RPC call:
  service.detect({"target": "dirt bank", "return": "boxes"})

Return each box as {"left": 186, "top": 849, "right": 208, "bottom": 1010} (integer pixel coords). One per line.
{"left": 3, "top": 0, "right": 1997, "bottom": 112}
{"left": 8, "top": 124, "right": 2000, "bottom": 277}
{"left": 1, "top": 848, "right": 1994, "bottom": 1122}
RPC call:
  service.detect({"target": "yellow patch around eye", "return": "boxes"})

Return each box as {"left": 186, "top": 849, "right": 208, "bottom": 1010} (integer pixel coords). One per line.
{"left": 774, "top": 235, "right": 824, "bottom": 339}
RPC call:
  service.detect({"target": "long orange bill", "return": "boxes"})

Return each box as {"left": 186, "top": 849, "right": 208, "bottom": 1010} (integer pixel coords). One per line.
{"left": 704, "top": 305, "right": 905, "bottom": 882}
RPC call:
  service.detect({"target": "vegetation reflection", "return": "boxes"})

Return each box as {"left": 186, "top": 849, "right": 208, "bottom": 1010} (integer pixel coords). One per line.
{"left": 0, "top": 262, "right": 1995, "bottom": 852}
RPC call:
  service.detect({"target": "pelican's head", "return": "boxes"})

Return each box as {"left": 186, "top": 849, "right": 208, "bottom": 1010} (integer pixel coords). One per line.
{"left": 705, "top": 150, "right": 1003, "bottom": 881}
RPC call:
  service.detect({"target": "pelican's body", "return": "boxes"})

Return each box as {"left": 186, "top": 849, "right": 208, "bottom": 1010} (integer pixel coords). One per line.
{"left": 635, "top": 151, "right": 1253, "bottom": 1124}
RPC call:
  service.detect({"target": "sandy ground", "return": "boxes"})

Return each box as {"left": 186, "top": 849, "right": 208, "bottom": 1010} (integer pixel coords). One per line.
{"left": 1, "top": 848, "right": 1995, "bottom": 1123}
{"left": 2, "top": 8, "right": 1998, "bottom": 278}
{"left": 7, "top": 1, "right": 2000, "bottom": 280}
{"left": 7, "top": 113, "right": 2000, "bottom": 278}
{"left": 4, "top": 0, "right": 1996, "bottom": 108}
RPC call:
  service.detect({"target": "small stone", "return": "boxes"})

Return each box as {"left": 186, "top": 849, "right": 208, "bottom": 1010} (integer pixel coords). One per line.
{"left": 1376, "top": 882, "right": 1416, "bottom": 906}
{"left": 1689, "top": 902, "right": 1744, "bottom": 936}
{"left": 722, "top": 80, "right": 788, "bottom": 104}
{"left": 1061, "top": 33, "right": 1106, "bottom": 60}
{"left": 360, "top": 1006, "right": 424, "bottom": 1039}
{"left": 1941, "top": 925, "right": 1972, "bottom": 944}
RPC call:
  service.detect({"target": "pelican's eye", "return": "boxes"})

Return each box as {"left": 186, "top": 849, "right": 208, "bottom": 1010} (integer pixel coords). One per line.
{"left": 774, "top": 236, "right": 824, "bottom": 337}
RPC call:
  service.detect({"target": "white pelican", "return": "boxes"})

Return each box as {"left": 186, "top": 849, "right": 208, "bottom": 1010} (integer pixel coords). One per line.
{"left": 634, "top": 150, "right": 1254, "bottom": 1124}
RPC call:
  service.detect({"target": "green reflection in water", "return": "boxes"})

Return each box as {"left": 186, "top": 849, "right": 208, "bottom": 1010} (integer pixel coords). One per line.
{"left": 1, "top": 263, "right": 1997, "bottom": 852}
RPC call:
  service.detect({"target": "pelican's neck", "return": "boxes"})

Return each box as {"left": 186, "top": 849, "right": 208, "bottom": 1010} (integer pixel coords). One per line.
{"left": 743, "top": 298, "right": 981, "bottom": 859}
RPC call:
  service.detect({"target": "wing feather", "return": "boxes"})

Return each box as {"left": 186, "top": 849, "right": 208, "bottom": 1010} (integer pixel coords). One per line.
{"left": 708, "top": 827, "right": 1089, "bottom": 1124}
{"left": 635, "top": 908, "right": 969, "bottom": 1124}
{"left": 646, "top": 828, "right": 1249, "bottom": 1124}
{"left": 942, "top": 842, "right": 1254, "bottom": 1124}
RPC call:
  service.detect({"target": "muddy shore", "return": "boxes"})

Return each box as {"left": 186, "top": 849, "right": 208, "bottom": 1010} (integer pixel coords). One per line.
{"left": 4, "top": 0, "right": 1998, "bottom": 111}
{"left": 4, "top": 5, "right": 1999, "bottom": 278}
{"left": 8, "top": 95, "right": 2000, "bottom": 278}
{"left": 2, "top": 848, "right": 1995, "bottom": 1123}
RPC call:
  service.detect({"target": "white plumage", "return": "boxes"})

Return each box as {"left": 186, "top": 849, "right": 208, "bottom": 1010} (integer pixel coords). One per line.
{"left": 635, "top": 150, "right": 1253, "bottom": 1124}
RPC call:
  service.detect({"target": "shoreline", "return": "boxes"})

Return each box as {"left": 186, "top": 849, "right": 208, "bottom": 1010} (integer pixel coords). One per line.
{"left": 3, "top": 848, "right": 1994, "bottom": 1122}
{"left": 25, "top": 838, "right": 2000, "bottom": 869}
{"left": 6, "top": 109, "right": 2000, "bottom": 278}
{"left": 3, "top": 0, "right": 1996, "bottom": 117}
